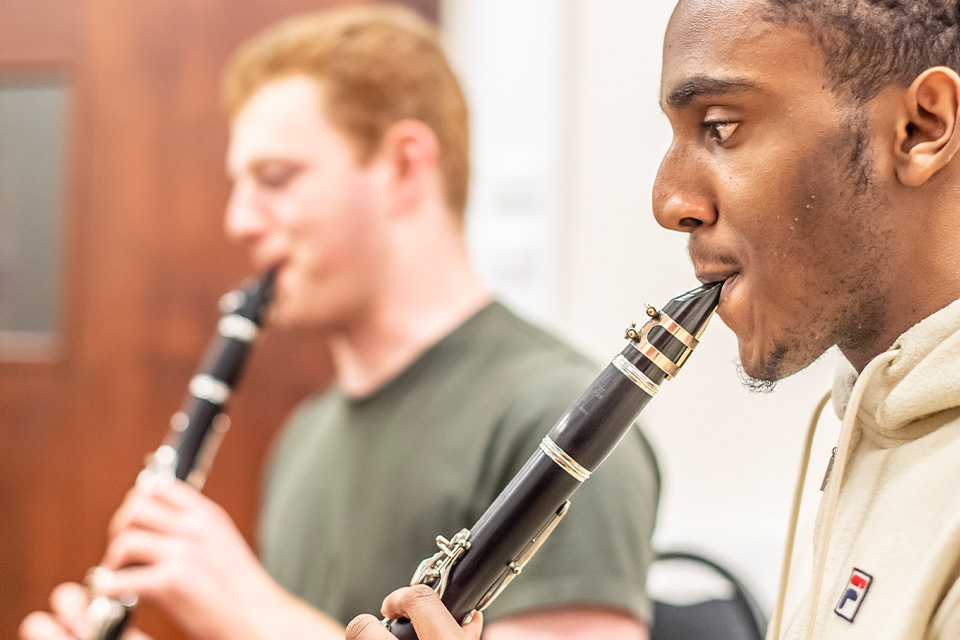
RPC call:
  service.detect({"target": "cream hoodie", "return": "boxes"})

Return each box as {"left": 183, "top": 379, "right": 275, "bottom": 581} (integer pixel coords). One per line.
{"left": 772, "top": 297, "right": 960, "bottom": 639}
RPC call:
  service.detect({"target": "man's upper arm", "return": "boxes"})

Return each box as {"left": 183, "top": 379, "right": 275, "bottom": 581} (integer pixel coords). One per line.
{"left": 484, "top": 607, "right": 649, "bottom": 640}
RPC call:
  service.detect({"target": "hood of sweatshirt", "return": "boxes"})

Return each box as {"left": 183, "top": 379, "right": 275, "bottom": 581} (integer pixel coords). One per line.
{"left": 832, "top": 296, "right": 960, "bottom": 447}
{"left": 770, "top": 296, "right": 960, "bottom": 640}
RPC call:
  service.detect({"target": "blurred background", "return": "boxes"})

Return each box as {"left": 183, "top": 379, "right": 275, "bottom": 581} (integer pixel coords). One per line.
{"left": 0, "top": 0, "right": 841, "bottom": 637}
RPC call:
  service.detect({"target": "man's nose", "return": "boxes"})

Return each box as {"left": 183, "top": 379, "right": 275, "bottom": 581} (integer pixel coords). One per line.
{"left": 652, "top": 152, "right": 717, "bottom": 232}
{"left": 224, "top": 183, "right": 268, "bottom": 243}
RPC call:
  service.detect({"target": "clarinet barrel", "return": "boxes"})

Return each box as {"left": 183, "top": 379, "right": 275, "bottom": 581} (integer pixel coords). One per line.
{"left": 86, "top": 271, "right": 276, "bottom": 640}
{"left": 386, "top": 281, "right": 722, "bottom": 639}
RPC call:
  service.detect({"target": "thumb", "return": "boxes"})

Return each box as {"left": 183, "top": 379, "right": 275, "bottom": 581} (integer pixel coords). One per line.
{"left": 461, "top": 611, "right": 483, "bottom": 640}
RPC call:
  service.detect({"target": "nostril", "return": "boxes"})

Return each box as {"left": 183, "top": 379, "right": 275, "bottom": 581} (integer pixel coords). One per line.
{"left": 679, "top": 217, "right": 702, "bottom": 229}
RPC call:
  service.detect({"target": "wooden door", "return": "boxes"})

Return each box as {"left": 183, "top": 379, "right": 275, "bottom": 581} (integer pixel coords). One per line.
{"left": 0, "top": 1, "right": 438, "bottom": 637}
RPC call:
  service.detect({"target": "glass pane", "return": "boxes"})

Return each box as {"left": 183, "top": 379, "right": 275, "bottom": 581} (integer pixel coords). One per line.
{"left": 0, "top": 77, "right": 69, "bottom": 344}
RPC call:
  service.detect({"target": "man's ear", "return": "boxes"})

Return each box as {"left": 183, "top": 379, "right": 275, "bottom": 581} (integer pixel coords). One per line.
{"left": 376, "top": 119, "right": 441, "bottom": 212}
{"left": 895, "top": 66, "right": 960, "bottom": 186}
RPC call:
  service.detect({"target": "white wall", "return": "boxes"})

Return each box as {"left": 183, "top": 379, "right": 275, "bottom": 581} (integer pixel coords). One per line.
{"left": 442, "top": 0, "right": 842, "bottom": 611}
{"left": 442, "top": 0, "right": 567, "bottom": 325}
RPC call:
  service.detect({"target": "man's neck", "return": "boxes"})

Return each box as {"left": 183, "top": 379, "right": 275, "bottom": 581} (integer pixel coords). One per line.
{"left": 328, "top": 259, "right": 492, "bottom": 398}
{"left": 841, "top": 276, "right": 960, "bottom": 372}
{"left": 841, "top": 186, "right": 960, "bottom": 371}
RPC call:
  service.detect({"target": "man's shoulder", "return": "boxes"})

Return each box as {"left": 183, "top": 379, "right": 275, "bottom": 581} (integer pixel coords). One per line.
{"left": 287, "top": 387, "right": 341, "bottom": 421}
{"left": 269, "top": 388, "right": 344, "bottom": 451}
{"left": 474, "top": 301, "right": 599, "bottom": 377}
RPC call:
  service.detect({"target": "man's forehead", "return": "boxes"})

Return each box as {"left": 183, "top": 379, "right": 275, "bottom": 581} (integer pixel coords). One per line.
{"left": 234, "top": 76, "right": 326, "bottom": 133}
{"left": 227, "top": 77, "right": 327, "bottom": 171}
{"left": 665, "top": 0, "right": 771, "bottom": 61}
{"left": 661, "top": 0, "right": 818, "bottom": 100}
{"left": 667, "top": 0, "right": 752, "bottom": 34}
{"left": 669, "top": 0, "right": 767, "bottom": 32}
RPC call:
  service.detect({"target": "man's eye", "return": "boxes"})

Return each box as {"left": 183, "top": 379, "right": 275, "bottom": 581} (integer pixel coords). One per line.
{"left": 701, "top": 120, "right": 739, "bottom": 145}
{"left": 256, "top": 166, "right": 299, "bottom": 189}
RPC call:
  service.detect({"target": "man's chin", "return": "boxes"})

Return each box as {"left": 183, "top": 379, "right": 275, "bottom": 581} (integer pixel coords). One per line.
{"left": 735, "top": 363, "right": 779, "bottom": 394}
{"left": 265, "top": 304, "right": 311, "bottom": 330}
{"left": 735, "top": 342, "right": 791, "bottom": 393}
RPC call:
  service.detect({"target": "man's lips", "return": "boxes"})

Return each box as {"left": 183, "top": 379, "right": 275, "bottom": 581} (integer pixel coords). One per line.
{"left": 718, "top": 273, "right": 739, "bottom": 306}
{"left": 255, "top": 257, "right": 287, "bottom": 277}
{"left": 694, "top": 269, "right": 740, "bottom": 310}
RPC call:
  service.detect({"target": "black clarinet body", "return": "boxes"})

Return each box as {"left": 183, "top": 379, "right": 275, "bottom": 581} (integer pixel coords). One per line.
{"left": 86, "top": 271, "right": 276, "bottom": 640}
{"left": 386, "top": 282, "right": 722, "bottom": 639}
{"left": 166, "top": 271, "right": 275, "bottom": 482}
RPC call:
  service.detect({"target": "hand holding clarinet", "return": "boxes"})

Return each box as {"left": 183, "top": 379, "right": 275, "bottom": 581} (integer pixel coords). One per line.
{"left": 21, "top": 273, "right": 279, "bottom": 640}
{"left": 347, "top": 587, "right": 483, "bottom": 640}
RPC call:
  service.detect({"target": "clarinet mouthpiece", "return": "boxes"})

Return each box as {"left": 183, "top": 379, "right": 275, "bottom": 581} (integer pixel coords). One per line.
{"left": 626, "top": 281, "right": 722, "bottom": 380}
{"left": 661, "top": 281, "right": 723, "bottom": 339}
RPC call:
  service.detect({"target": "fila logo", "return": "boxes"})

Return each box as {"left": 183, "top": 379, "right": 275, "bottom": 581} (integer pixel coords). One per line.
{"left": 834, "top": 568, "right": 873, "bottom": 622}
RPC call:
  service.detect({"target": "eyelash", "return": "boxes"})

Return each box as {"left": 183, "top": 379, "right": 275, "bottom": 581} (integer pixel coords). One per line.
{"left": 700, "top": 120, "right": 738, "bottom": 145}
{"left": 257, "top": 168, "right": 298, "bottom": 189}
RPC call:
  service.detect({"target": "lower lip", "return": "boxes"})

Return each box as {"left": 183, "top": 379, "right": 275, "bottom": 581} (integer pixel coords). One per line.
{"left": 719, "top": 274, "right": 739, "bottom": 308}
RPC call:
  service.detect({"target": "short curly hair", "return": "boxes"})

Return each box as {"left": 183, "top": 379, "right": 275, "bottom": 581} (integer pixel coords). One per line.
{"left": 763, "top": 0, "right": 960, "bottom": 102}
{"left": 223, "top": 4, "right": 470, "bottom": 219}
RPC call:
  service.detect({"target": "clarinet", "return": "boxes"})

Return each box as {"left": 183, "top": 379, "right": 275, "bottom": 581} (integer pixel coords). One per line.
{"left": 85, "top": 270, "right": 276, "bottom": 640}
{"left": 385, "top": 281, "right": 722, "bottom": 639}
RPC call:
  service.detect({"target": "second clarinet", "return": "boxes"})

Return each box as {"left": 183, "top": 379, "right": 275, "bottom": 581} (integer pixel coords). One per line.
{"left": 385, "top": 281, "right": 722, "bottom": 639}
{"left": 85, "top": 270, "right": 276, "bottom": 640}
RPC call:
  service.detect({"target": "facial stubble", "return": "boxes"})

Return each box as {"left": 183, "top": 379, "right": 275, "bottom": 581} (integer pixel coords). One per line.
{"left": 738, "top": 110, "right": 892, "bottom": 390}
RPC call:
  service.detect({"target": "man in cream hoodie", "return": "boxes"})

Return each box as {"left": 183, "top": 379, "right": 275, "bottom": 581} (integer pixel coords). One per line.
{"left": 346, "top": 1, "right": 960, "bottom": 640}
{"left": 651, "top": 1, "right": 960, "bottom": 637}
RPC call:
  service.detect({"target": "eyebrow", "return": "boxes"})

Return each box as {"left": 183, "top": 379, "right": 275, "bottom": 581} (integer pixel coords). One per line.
{"left": 662, "top": 76, "right": 760, "bottom": 110}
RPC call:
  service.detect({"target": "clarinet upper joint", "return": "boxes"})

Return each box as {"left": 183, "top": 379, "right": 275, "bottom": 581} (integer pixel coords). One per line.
{"left": 381, "top": 529, "right": 473, "bottom": 629}
{"left": 473, "top": 501, "right": 570, "bottom": 613}
{"left": 135, "top": 444, "right": 178, "bottom": 489}
{"left": 410, "top": 529, "right": 472, "bottom": 596}
{"left": 85, "top": 271, "right": 276, "bottom": 640}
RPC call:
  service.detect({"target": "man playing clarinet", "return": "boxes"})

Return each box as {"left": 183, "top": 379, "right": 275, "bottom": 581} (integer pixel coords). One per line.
{"left": 346, "top": 0, "right": 960, "bottom": 638}
{"left": 20, "top": 5, "right": 660, "bottom": 640}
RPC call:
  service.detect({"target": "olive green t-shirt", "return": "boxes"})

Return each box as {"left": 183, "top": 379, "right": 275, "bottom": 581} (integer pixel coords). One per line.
{"left": 259, "top": 301, "right": 660, "bottom": 625}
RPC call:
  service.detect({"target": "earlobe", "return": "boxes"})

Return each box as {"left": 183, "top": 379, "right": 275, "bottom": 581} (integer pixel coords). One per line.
{"left": 895, "top": 66, "right": 960, "bottom": 187}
